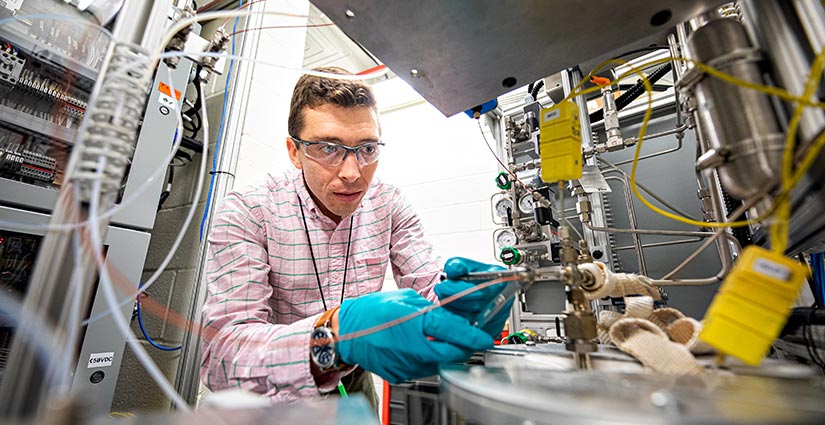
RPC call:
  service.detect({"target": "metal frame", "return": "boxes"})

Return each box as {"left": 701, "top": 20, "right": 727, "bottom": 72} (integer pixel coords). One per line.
{"left": 0, "top": 58, "right": 194, "bottom": 231}
{"left": 0, "top": 205, "right": 150, "bottom": 415}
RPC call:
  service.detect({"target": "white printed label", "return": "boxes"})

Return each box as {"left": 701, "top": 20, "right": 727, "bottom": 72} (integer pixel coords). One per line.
{"left": 88, "top": 352, "right": 115, "bottom": 369}
{"left": 158, "top": 93, "right": 177, "bottom": 110}
{"left": 752, "top": 258, "right": 791, "bottom": 281}
{"left": 543, "top": 109, "right": 560, "bottom": 123}
{"left": 4, "top": 0, "right": 24, "bottom": 13}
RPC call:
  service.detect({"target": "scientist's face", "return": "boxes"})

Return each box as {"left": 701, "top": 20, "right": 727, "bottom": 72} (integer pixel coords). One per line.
{"left": 287, "top": 103, "right": 380, "bottom": 223}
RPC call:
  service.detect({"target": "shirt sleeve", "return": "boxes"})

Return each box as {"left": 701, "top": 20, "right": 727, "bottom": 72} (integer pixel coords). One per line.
{"left": 387, "top": 189, "right": 442, "bottom": 301}
{"left": 200, "top": 191, "right": 342, "bottom": 402}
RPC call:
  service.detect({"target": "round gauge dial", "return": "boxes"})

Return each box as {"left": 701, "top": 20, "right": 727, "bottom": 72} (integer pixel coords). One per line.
{"left": 518, "top": 194, "right": 535, "bottom": 215}
{"left": 494, "top": 198, "right": 513, "bottom": 218}
{"left": 496, "top": 229, "right": 517, "bottom": 247}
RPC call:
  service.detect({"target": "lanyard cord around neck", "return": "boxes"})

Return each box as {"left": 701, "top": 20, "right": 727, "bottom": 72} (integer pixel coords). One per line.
{"left": 298, "top": 196, "right": 354, "bottom": 310}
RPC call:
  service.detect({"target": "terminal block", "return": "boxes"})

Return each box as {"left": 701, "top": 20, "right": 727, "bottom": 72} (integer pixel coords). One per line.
{"left": 0, "top": 146, "right": 57, "bottom": 183}
{"left": 0, "top": 50, "right": 25, "bottom": 85}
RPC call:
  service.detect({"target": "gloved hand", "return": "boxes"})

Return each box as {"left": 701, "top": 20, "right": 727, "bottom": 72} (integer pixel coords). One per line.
{"left": 337, "top": 288, "right": 493, "bottom": 384}
{"left": 434, "top": 257, "right": 512, "bottom": 337}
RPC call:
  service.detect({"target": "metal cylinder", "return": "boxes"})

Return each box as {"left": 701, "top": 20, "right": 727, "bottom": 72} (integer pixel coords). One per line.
{"left": 687, "top": 18, "right": 784, "bottom": 199}
{"left": 741, "top": 0, "right": 825, "bottom": 150}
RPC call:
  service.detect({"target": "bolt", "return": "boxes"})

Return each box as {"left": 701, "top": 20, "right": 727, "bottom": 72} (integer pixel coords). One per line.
{"left": 650, "top": 390, "right": 681, "bottom": 413}
{"left": 410, "top": 69, "right": 420, "bottom": 78}
{"left": 345, "top": 9, "right": 355, "bottom": 19}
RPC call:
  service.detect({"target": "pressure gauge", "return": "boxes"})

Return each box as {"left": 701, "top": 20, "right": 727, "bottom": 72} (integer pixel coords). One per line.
{"left": 495, "top": 229, "right": 517, "bottom": 247}
{"left": 494, "top": 198, "right": 513, "bottom": 218}
{"left": 518, "top": 193, "right": 535, "bottom": 215}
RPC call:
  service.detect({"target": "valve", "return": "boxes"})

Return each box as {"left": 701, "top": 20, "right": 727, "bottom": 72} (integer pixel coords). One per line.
{"left": 495, "top": 171, "right": 512, "bottom": 190}
{"left": 499, "top": 246, "right": 522, "bottom": 265}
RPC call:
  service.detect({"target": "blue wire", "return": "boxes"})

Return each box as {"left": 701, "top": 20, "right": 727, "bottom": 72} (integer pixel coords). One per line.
{"left": 809, "top": 252, "right": 825, "bottom": 307}
{"left": 199, "top": 0, "right": 243, "bottom": 240}
{"left": 136, "top": 296, "right": 181, "bottom": 351}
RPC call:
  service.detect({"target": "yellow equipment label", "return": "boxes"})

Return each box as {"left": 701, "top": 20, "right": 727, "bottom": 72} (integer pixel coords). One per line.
{"left": 700, "top": 246, "right": 808, "bottom": 365}
{"left": 539, "top": 101, "right": 583, "bottom": 182}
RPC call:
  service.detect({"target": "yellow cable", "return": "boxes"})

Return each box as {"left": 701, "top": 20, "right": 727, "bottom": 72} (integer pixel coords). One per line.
{"left": 584, "top": 59, "right": 762, "bottom": 228}
{"left": 771, "top": 46, "right": 825, "bottom": 253}
{"left": 575, "top": 50, "right": 825, "bottom": 231}
{"left": 564, "top": 56, "right": 825, "bottom": 110}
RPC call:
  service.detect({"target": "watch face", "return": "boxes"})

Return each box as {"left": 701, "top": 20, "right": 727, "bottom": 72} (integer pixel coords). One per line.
{"left": 311, "top": 327, "right": 336, "bottom": 370}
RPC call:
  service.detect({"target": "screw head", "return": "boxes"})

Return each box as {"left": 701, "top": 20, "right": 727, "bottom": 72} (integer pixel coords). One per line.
{"left": 345, "top": 9, "right": 355, "bottom": 18}
{"left": 410, "top": 69, "right": 420, "bottom": 78}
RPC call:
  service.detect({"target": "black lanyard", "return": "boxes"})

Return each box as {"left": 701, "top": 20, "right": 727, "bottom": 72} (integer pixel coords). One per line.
{"left": 298, "top": 195, "right": 354, "bottom": 310}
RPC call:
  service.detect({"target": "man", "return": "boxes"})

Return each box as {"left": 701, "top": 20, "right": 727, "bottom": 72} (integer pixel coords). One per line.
{"left": 200, "top": 67, "right": 508, "bottom": 405}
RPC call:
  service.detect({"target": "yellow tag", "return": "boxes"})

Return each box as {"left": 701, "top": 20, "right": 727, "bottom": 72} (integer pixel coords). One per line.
{"left": 700, "top": 246, "right": 808, "bottom": 365}
{"left": 539, "top": 101, "right": 583, "bottom": 182}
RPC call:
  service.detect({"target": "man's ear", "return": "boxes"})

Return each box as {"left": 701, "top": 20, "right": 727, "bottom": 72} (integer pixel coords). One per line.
{"left": 287, "top": 137, "right": 302, "bottom": 169}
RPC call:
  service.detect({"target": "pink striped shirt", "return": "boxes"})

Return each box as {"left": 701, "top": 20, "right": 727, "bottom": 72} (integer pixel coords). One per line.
{"left": 200, "top": 170, "right": 441, "bottom": 402}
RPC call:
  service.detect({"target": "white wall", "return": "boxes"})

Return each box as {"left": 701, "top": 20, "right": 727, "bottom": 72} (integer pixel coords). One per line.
{"left": 372, "top": 79, "right": 501, "bottom": 290}
{"left": 232, "top": 0, "right": 311, "bottom": 187}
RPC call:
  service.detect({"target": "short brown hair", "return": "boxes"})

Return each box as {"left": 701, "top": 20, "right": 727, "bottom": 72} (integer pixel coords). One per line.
{"left": 288, "top": 66, "right": 377, "bottom": 138}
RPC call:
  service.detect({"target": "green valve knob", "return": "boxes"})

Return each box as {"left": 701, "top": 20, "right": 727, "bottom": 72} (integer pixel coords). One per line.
{"left": 500, "top": 246, "right": 522, "bottom": 265}
{"left": 495, "top": 171, "right": 512, "bottom": 190}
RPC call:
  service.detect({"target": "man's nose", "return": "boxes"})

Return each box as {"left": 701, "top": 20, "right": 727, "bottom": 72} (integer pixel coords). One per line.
{"left": 338, "top": 151, "right": 362, "bottom": 182}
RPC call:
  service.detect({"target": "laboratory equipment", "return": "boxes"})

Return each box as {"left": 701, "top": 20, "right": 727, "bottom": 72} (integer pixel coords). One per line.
{"left": 311, "top": 0, "right": 825, "bottom": 424}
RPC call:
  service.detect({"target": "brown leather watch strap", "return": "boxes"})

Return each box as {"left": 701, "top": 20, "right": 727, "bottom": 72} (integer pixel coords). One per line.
{"left": 315, "top": 306, "right": 340, "bottom": 328}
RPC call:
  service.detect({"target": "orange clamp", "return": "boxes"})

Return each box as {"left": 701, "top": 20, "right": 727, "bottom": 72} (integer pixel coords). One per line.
{"left": 590, "top": 76, "right": 611, "bottom": 86}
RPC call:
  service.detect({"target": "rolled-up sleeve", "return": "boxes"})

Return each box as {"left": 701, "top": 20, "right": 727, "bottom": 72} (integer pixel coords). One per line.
{"left": 387, "top": 190, "right": 441, "bottom": 301}
{"left": 200, "top": 192, "right": 341, "bottom": 402}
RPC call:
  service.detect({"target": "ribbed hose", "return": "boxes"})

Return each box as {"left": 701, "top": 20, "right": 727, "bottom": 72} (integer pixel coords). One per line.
{"left": 719, "top": 177, "right": 753, "bottom": 247}
{"left": 530, "top": 80, "right": 545, "bottom": 101}
{"left": 602, "top": 193, "right": 624, "bottom": 272}
{"left": 589, "top": 63, "right": 674, "bottom": 123}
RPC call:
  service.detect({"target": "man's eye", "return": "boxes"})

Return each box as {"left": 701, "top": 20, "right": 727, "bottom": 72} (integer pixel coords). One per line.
{"left": 360, "top": 145, "right": 377, "bottom": 155}
{"left": 320, "top": 144, "right": 339, "bottom": 155}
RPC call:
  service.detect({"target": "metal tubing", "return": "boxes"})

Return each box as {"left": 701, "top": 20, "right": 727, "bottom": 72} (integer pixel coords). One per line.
{"left": 599, "top": 161, "right": 695, "bottom": 219}
{"left": 583, "top": 221, "right": 744, "bottom": 254}
{"left": 604, "top": 176, "right": 646, "bottom": 275}
{"left": 667, "top": 33, "right": 685, "bottom": 79}
{"left": 659, "top": 194, "right": 764, "bottom": 280}
{"left": 623, "top": 123, "right": 689, "bottom": 145}
{"left": 561, "top": 68, "right": 613, "bottom": 264}
{"left": 612, "top": 138, "right": 683, "bottom": 167}
{"left": 174, "top": 0, "right": 268, "bottom": 405}
{"left": 613, "top": 238, "right": 704, "bottom": 251}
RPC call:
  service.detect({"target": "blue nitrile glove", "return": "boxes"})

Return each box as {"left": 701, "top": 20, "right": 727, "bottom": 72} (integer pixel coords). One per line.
{"left": 434, "top": 257, "right": 512, "bottom": 337}
{"left": 337, "top": 288, "right": 493, "bottom": 384}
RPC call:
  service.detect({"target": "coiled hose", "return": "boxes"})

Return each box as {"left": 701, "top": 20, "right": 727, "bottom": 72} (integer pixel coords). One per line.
{"left": 72, "top": 42, "right": 154, "bottom": 200}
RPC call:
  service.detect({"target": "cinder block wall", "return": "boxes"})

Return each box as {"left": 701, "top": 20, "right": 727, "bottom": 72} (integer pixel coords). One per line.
{"left": 112, "top": 0, "right": 310, "bottom": 412}
{"left": 372, "top": 79, "right": 502, "bottom": 291}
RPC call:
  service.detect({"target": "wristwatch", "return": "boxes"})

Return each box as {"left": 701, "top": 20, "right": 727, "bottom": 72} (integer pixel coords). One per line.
{"left": 310, "top": 307, "right": 343, "bottom": 372}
